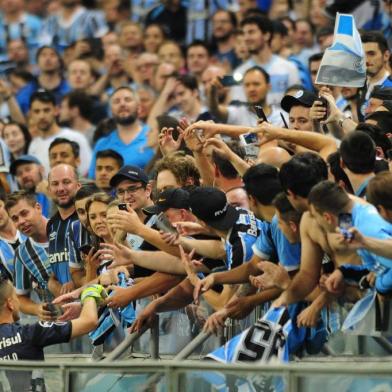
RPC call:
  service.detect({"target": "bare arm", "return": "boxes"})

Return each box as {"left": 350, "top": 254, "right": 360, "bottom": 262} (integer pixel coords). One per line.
{"left": 70, "top": 267, "right": 85, "bottom": 288}
{"left": 179, "top": 237, "right": 226, "bottom": 259}
{"left": 70, "top": 297, "right": 98, "bottom": 338}
{"left": 256, "top": 123, "right": 337, "bottom": 161}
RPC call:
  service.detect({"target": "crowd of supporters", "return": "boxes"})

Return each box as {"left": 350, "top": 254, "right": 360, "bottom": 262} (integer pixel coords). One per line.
{"left": 0, "top": 0, "right": 391, "bottom": 389}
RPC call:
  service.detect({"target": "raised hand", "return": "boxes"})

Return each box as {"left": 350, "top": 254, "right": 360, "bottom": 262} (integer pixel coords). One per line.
{"left": 256, "top": 261, "right": 290, "bottom": 290}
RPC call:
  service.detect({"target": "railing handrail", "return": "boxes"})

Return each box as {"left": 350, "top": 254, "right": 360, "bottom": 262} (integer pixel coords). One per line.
{"left": 1, "top": 358, "right": 392, "bottom": 374}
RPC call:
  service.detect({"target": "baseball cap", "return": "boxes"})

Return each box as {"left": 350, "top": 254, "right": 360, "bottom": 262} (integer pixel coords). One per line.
{"left": 371, "top": 86, "right": 392, "bottom": 101}
{"left": 188, "top": 187, "right": 239, "bottom": 231}
{"left": 110, "top": 165, "right": 149, "bottom": 187}
{"left": 382, "top": 100, "right": 392, "bottom": 113}
{"left": 10, "top": 155, "right": 41, "bottom": 175}
{"left": 281, "top": 89, "right": 318, "bottom": 112}
{"left": 143, "top": 188, "right": 190, "bottom": 215}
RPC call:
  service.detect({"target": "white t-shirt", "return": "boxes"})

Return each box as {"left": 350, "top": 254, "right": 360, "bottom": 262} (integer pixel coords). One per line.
{"left": 227, "top": 105, "right": 285, "bottom": 127}
{"left": 231, "top": 55, "right": 301, "bottom": 107}
{"left": 28, "top": 127, "right": 92, "bottom": 176}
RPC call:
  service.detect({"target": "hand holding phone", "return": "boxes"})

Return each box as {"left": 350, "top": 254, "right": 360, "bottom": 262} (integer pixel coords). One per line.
{"left": 254, "top": 105, "right": 268, "bottom": 123}
{"left": 338, "top": 213, "right": 353, "bottom": 240}
{"left": 318, "top": 96, "right": 330, "bottom": 121}
{"left": 219, "top": 75, "right": 240, "bottom": 87}
{"left": 118, "top": 203, "right": 128, "bottom": 211}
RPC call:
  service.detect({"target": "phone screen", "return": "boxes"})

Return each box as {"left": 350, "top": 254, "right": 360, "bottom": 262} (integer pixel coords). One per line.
{"left": 338, "top": 213, "right": 353, "bottom": 239}
{"left": 156, "top": 213, "right": 177, "bottom": 234}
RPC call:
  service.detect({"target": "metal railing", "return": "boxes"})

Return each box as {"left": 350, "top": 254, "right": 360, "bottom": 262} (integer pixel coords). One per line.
{"left": 1, "top": 358, "right": 392, "bottom": 392}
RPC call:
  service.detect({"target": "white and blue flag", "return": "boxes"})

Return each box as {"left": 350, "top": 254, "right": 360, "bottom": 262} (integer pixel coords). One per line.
{"left": 316, "top": 13, "right": 366, "bottom": 88}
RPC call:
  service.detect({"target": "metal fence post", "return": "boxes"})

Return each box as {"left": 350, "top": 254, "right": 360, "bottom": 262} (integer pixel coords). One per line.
{"left": 150, "top": 315, "right": 160, "bottom": 360}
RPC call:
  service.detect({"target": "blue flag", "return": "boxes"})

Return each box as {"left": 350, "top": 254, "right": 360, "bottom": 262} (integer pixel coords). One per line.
{"left": 316, "top": 13, "right": 366, "bottom": 88}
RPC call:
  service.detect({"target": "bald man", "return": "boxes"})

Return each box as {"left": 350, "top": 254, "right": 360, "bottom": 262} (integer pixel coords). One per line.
{"left": 47, "top": 164, "right": 82, "bottom": 294}
{"left": 257, "top": 147, "right": 291, "bottom": 169}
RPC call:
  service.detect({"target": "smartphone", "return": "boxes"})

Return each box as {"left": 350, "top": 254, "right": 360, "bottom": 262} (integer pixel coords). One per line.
{"left": 254, "top": 105, "right": 268, "bottom": 122}
{"left": 219, "top": 75, "right": 240, "bottom": 87}
{"left": 280, "top": 112, "right": 289, "bottom": 128}
{"left": 338, "top": 213, "right": 353, "bottom": 240}
{"left": 118, "top": 203, "right": 128, "bottom": 211}
{"left": 44, "top": 302, "right": 61, "bottom": 317}
{"left": 318, "top": 96, "right": 330, "bottom": 120}
{"left": 241, "top": 133, "right": 258, "bottom": 145}
{"left": 79, "top": 244, "right": 92, "bottom": 254}
{"left": 156, "top": 212, "right": 177, "bottom": 234}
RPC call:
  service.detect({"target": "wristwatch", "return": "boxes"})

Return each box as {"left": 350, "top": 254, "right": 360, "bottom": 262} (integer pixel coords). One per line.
{"left": 338, "top": 112, "right": 352, "bottom": 127}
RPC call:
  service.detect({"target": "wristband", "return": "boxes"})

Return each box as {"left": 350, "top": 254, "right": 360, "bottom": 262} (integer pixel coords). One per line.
{"left": 80, "top": 284, "right": 106, "bottom": 305}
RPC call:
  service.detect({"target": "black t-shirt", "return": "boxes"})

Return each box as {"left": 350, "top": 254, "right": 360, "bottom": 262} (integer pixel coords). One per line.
{"left": 0, "top": 321, "right": 72, "bottom": 361}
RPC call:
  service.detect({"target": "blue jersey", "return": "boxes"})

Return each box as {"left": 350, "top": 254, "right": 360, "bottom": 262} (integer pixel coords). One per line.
{"left": 224, "top": 209, "right": 262, "bottom": 269}
{"left": 0, "top": 13, "right": 42, "bottom": 61}
{"left": 16, "top": 79, "right": 70, "bottom": 115}
{"left": 88, "top": 125, "right": 155, "bottom": 178}
{"left": 252, "top": 215, "right": 301, "bottom": 272}
{"left": 68, "top": 220, "right": 92, "bottom": 270}
{"left": 0, "top": 231, "right": 26, "bottom": 280}
{"left": 0, "top": 321, "right": 71, "bottom": 361}
{"left": 340, "top": 203, "right": 392, "bottom": 294}
{"left": 39, "top": 8, "right": 108, "bottom": 53}
{"left": 36, "top": 192, "right": 51, "bottom": 219}
{"left": 47, "top": 211, "right": 79, "bottom": 285}
{"left": 14, "top": 238, "right": 52, "bottom": 297}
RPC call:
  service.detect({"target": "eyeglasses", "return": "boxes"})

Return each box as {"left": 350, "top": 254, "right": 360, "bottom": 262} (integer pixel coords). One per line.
{"left": 116, "top": 185, "right": 144, "bottom": 196}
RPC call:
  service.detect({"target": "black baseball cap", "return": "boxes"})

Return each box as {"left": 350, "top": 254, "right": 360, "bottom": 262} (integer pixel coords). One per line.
{"left": 281, "top": 89, "right": 318, "bottom": 112}
{"left": 188, "top": 187, "right": 239, "bottom": 231}
{"left": 110, "top": 165, "right": 149, "bottom": 187}
{"left": 371, "top": 87, "right": 392, "bottom": 101}
{"left": 10, "top": 154, "right": 41, "bottom": 175}
{"left": 143, "top": 188, "right": 190, "bottom": 215}
{"left": 382, "top": 100, "right": 392, "bottom": 112}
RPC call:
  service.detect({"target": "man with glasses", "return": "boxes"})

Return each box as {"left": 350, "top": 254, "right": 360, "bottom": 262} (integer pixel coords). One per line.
{"left": 110, "top": 165, "right": 156, "bottom": 253}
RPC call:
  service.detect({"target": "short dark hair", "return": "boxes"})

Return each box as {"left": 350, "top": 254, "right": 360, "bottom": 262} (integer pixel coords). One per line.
{"left": 273, "top": 192, "right": 302, "bottom": 225}
{"left": 75, "top": 184, "right": 101, "bottom": 201}
{"left": 64, "top": 91, "right": 94, "bottom": 121}
{"left": 308, "top": 52, "right": 324, "bottom": 66}
{"left": 5, "top": 190, "right": 37, "bottom": 212}
{"left": 308, "top": 180, "right": 351, "bottom": 216}
{"left": 243, "top": 163, "right": 282, "bottom": 205}
{"left": 361, "top": 31, "right": 389, "bottom": 53}
{"left": 176, "top": 74, "right": 198, "bottom": 91}
{"left": 340, "top": 131, "right": 376, "bottom": 174}
{"left": 241, "top": 15, "right": 274, "bottom": 44}
{"left": 49, "top": 138, "right": 80, "bottom": 158}
{"left": 356, "top": 123, "right": 392, "bottom": 157}
{"left": 212, "top": 141, "right": 245, "bottom": 179}
{"left": 244, "top": 65, "right": 270, "bottom": 84}
{"left": 96, "top": 149, "right": 124, "bottom": 168}
{"left": 367, "top": 171, "right": 392, "bottom": 210}
{"left": 279, "top": 152, "right": 328, "bottom": 198}
{"left": 272, "top": 20, "right": 288, "bottom": 37}
{"left": 186, "top": 40, "right": 211, "bottom": 56}
{"left": 365, "top": 112, "right": 392, "bottom": 135}
{"left": 327, "top": 152, "right": 354, "bottom": 194}
{"left": 29, "top": 90, "right": 56, "bottom": 108}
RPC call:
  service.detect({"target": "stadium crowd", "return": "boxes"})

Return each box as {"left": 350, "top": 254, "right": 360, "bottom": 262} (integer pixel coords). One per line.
{"left": 0, "top": 0, "right": 391, "bottom": 389}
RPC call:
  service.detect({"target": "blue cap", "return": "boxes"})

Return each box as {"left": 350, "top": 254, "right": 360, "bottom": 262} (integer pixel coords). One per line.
{"left": 109, "top": 165, "right": 149, "bottom": 187}
{"left": 10, "top": 155, "right": 41, "bottom": 175}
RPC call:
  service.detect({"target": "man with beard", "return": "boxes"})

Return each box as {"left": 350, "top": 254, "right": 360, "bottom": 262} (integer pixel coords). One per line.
{"left": 47, "top": 164, "right": 81, "bottom": 294}
{"left": 88, "top": 87, "right": 154, "bottom": 177}
{"left": 27, "top": 91, "right": 92, "bottom": 176}
{"left": 362, "top": 32, "right": 392, "bottom": 102}
{"left": 210, "top": 9, "right": 239, "bottom": 69}
{"left": 10, "top": 155, "right": 51, "bottom": 217}
{"left": 231, "top": 15, "right": 300, "bottom": 106}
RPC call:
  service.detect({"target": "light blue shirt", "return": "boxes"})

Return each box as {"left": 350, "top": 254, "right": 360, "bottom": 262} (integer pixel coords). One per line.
{"left": 88, "top": 124, "right": 154, "bottom": 178}
{"left": 252, "top": 215, "right": 301, "bottom": 271}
